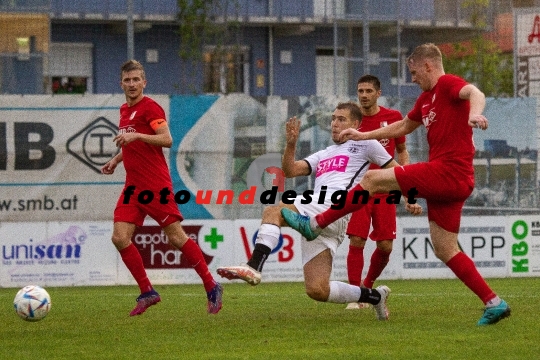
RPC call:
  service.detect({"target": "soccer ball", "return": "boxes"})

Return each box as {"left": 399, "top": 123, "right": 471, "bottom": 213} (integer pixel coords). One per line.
{"left": 13, "top": 285, "right": 51, "bottom": 322}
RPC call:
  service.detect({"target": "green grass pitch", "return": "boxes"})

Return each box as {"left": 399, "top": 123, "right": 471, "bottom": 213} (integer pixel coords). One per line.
{"left": 1, "top": 277, "right": 538, "bottom": 359}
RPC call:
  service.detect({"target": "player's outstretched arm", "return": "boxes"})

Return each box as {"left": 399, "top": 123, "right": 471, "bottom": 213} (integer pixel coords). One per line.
{"left": 339, "top": 117, "right": 419, "bottom": 143}
{"left": 282, "top": 117, "right": 310, "bottom": 178}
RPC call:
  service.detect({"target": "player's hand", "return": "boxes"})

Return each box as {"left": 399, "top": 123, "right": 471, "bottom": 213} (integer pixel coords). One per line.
{"left": 285, "top": 117, "right": 301, "bottom": 145}
{"left": 101, "top": 160, "right": 117, "bottom": 175}
{"left": 468, "top": 114, "right": 488, "bottom": 130}
{"left": 114, "top": 132, "right": 139, "bottom": 147}
{"left": 405, "top": 202, "right": 423, "bottom": 215}
{"left": 339, "top": 128, "right": 366, "bottom": 142}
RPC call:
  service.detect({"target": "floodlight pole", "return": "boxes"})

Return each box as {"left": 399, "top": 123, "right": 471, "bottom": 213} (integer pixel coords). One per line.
{"left": 127, "top": 0, "right": 135, "bottom": 60}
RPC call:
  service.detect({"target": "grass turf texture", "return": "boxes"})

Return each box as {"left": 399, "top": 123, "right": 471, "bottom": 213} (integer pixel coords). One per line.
{"left": 0, "top": 278, "right": 538, "bottom": 360}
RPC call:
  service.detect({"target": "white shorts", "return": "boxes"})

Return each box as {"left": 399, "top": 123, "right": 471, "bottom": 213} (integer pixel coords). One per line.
{"left": 293, "top": 193, "right": 350, "bottom": 266}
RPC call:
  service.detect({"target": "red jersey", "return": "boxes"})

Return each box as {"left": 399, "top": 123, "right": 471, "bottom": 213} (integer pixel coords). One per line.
{"left": 118, "top": 96, "right": 172, "bottom": 191}
{"left": 407, "top": 74, "right": 475, "bottom": 179}
{"left": 360, "top": 106, "right": 405, "bottom": 169}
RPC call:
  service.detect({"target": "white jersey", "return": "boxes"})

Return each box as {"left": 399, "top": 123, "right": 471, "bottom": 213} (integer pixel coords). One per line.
{"left": 303, "top": 139, "right": 392, "bottom": 193}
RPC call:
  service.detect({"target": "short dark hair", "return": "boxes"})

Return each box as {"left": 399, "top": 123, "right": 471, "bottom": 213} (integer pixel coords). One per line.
{"left": 336, "top": 101, "right": 362, "bottom": 122}
{"left": 120, "top": 60, "right": 145, "bottom": 79}
{"left": 357, "top": 74, "right": 381, "bottom": 90}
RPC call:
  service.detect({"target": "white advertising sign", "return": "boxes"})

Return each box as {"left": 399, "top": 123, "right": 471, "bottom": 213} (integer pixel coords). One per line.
{"left": 0, "top": 94, "right": 169, "bottom": 222}
{"left": 1, "top": 216, "right": 537, "bottom": 288}
{"left": 0, "top": 221, "right": 116, "bottom": 287}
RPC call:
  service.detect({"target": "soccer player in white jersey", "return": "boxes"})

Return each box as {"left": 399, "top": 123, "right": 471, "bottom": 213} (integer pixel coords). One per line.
{"left": 217, "top": 102, "right": 421, "bottom": 321}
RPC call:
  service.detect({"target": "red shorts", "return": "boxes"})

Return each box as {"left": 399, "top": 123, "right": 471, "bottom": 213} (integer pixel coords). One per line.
{"left": 394, "top": 161, "right": 474, "bottom": 233}
{"left": 346, "top": 195, "right": 396, "bottom": 240}
{"left": 113, "top": 186, "right": 183, "bottom": 227}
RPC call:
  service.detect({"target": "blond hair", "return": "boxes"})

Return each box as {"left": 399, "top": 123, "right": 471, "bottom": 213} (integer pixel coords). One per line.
{"left": 407, "top": 43, "right": 443, "bottom": 68}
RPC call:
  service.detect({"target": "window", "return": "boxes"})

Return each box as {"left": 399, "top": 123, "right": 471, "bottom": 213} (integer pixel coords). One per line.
{"left": 203, "top": 46, "right": 249, "bottom": 94}
{"left": 52, "top": 76, "right": 87, "bottom": 94}
{"left": 315, "top": 48, "right": 347, "bottom": 97}
{"left": 48, "top": 43, "right": 93, "bottom": 94}
{"left": 390, "top": 47, "right": 409, "bottom": 86}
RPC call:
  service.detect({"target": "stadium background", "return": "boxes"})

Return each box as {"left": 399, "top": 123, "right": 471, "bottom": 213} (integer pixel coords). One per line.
{"left": 1, "top": 1, "right": 539, "bottom": 288}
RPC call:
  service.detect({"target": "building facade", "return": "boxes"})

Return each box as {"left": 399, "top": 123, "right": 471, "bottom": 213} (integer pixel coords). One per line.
{"left": 0, "top": 0, "right": 516, "bottom": 98}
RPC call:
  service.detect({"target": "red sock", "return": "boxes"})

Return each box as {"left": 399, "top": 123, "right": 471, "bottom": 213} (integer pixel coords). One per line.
{"left": 181, "top": 239, "right": 216, "bottom": 292}
{"left": 446, "top": 252, "right": 496, "bottom": 304}
{"left": 120, "top": 243, "right": 153, "bottom": 294}
{"left": 347, "top": 245, "right": 364, "bottom": 286}
{"left": 315, "top": 183, "right": 369, "bottom": 228}
{"left": 363, "top": 247, "right": 391, "bottom": 289}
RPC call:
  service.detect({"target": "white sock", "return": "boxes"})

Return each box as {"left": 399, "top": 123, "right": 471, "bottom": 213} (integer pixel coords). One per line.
{"left": 327, "top": 281, "right": 361, "bottom": 303}
{"left": 310, "top": 216, "right": 320, "bottom": 230}
{"left": 256, "top": 223, "right": 281, "bottom": 249}
{"left": 486, "top": 296, "right": 501, "bottom": 307}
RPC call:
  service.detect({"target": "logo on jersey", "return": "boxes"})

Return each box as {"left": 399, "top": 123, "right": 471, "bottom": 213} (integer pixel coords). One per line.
{"left": 377, "top": 122, "right": 390, "bottom": 147}
{"left": 129, "top": 111, "right": 137, "bottom": 121}
{"left": 118, "top": 126, "right": 136, "bottom": 135}
{"left": 316, "top": 155, "right": 349, "bottom": 177}
{"left": 379, "top": 139, "right": 390, "bottom": 147}
{"left": 347, "top": 143, "right": 366, "bottom": 154}
{"left": 422, "top": 110, "right": 437, "bottom": 129}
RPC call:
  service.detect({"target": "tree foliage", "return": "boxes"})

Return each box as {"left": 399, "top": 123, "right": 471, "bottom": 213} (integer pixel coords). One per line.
{"left": 442, "top": 0, "right": 513, "bottom": 97}
{"left": 177, "top": 0, "right": 240, "bottom": 61}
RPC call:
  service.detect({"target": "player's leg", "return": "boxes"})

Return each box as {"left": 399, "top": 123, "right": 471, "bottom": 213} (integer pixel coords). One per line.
{"left": 163, "top": 221, "right": 223, "bottom": 314}
{"left": 282, "top": 167, "right": 400, "bottom": 239}
{"left": 305, "top": 252, "right": 391, "bottom": 320}
{"left": 429, "top": 217, "right": 510, "bottom": 325}
{"left": 303, "top": 249, "right": 333, "bottom": 301}
{"left": 217, "top": 203, "right": 297, "bottom": 285}
{"left": 363, "top": 240, "right": 392, "bottom": 288}
{"left": 347, "top": 235, "right": 366, "bottom": 286}
{"left": 113, "top": 221, "right": 151, "bottom": 292}
{"left": 146, "top": 195, "right": 222, "bottom": 311}
{"left": 346, "top": 207, "right": 371, "bottom": 287}
{"left": 362, "top": 201, "right": 396, "bottom": 289}
{"left": 344, "top": 208, "right": 370, "bottom": 309}
{"left": 301, "top": 222, "right": 391, "bottom": 320}
{"left": 112, "top": 220, "right": 161, "bottom": 316}
{"left": 345, "top": 236, "right": 371, "bottom": 309}
{"left": 317, "top": 167, "right": 400, "bottom": 228}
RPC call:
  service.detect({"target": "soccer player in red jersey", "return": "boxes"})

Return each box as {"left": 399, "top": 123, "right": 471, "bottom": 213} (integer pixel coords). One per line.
{"left": 345, "top": 75, "right": 409, "bottom": 310}
{"left": 101, "top": 60, "right": 222, "bottom": 316}
{"left": 281, "top": 43, "right": 510, "bottom": 325}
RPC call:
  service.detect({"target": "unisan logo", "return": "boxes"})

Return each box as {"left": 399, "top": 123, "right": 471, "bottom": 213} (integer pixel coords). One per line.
{"left": 2, "top": 226, "right": 86, "bottom": 266}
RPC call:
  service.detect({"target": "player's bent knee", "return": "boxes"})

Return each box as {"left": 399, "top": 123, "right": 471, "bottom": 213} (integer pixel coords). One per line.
{"left": 305, "top": 284, "right": 330, "bottom": 302}
{"left": 111, "top": 235, "right": 131, "bottom": 250}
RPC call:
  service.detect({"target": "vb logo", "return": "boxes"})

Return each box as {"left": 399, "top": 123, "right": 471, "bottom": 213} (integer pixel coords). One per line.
{"left": 239, "top": 226, "right": 294, "bottom": 262}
